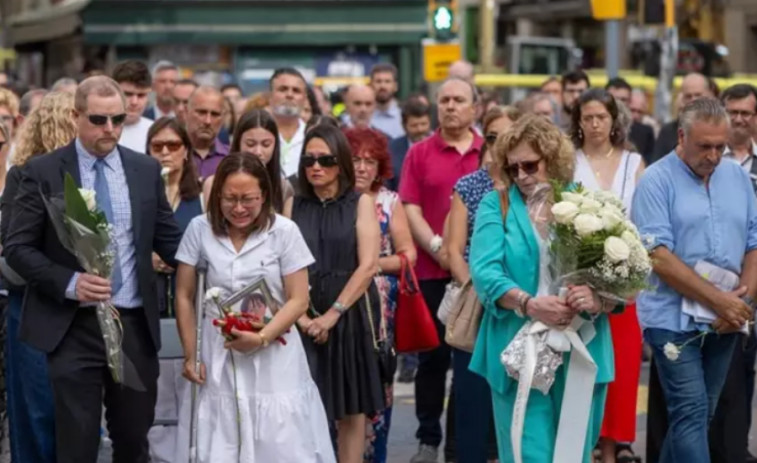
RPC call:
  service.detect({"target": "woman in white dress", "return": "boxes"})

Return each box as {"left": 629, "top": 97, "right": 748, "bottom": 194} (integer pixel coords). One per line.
{"left": 569, "top": 88, "right": 645, "bottom": 463}
{"left": 173, "top": 152, "right": 335, "bottom": 463}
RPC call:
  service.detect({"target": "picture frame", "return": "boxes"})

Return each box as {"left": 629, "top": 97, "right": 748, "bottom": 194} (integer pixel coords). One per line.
{"left": 219, "top": 278, "right": 280, "bottom": 318}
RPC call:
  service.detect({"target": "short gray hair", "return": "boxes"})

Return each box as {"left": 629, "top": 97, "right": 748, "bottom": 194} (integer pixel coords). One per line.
{"left": 679, "top": 98, "right": 729, "bottom": 137}
{"left": 74, "top": 76, "right": 125, "bottom": 112}
{"left": 51, "top": 77, "right": 77, "bottom": 92}
{"left": 437, "top": 76, "right": 479, "bottom": 104}
{"left": 19, "top": 88, "right": 48, "bottom": 117}
{"left": 151, "top": 60, "right": 178, "bottom": 78}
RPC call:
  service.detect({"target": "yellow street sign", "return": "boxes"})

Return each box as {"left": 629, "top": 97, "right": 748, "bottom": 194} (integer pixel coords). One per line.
{"left": 590, "top": 0, "right": 626, "bottom": 20}
{"left": 423, "top": 40, "right": 461, "bottom": 82}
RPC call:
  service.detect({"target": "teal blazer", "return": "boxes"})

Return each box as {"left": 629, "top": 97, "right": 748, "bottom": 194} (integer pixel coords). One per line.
{"left": 468, "top": 186, "right": 615, "bottom": 395}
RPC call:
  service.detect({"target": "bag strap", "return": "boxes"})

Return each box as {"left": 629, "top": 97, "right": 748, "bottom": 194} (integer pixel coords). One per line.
{"left": 364, "top": 292, "right": 379, "bottom": 350}
{"left": 399, "top": 253, "right": 409, "bottom": 291}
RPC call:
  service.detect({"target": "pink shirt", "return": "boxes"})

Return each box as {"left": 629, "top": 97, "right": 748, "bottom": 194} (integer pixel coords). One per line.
{"left": 399, "top": 129, "right": 482, "bottom": 280}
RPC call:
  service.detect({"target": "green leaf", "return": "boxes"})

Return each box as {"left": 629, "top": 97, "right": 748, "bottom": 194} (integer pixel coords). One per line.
{"left": 63, "top": 173, "right": 98, "bottom": 231}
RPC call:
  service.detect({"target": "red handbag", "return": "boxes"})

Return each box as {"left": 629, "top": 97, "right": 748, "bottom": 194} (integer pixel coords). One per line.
{"left": 394, "top": 253, "right": 440, "bottom": 353}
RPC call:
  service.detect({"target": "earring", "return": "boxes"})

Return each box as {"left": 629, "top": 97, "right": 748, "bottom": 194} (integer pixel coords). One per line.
{"left": 578, "top": 128, "right": 584, "bottom": 140}
{"left": 611, "top": 129, "right": 617, "bottom": 138}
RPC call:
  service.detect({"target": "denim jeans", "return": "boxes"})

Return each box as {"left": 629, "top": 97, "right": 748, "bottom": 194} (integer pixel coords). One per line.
{"left": 5, "top": 289, "right": 56, "bottom": 463}
{"left": 645, "top": 328, "right": 738, "bottom": 463}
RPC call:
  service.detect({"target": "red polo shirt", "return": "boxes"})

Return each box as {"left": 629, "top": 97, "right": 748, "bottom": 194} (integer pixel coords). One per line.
{"left": 399, "top": 129, "right": 482, "bottom": 280}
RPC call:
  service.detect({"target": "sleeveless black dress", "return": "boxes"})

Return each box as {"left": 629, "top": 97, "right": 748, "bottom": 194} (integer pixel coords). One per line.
{"left": 292, "top": 190, "right": 385, "bottom": 421}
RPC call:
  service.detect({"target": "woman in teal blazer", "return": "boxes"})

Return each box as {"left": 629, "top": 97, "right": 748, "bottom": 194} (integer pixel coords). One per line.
{"left": 469, "top": 115, "right": 615, "bottom": 462}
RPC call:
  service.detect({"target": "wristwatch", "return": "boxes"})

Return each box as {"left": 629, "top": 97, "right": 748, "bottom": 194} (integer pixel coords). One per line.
{"left": 429, "top": 235, "right": 443, "bottom": 254}
{"left": 332, "top": 301, "right": 348, "bottom": 314}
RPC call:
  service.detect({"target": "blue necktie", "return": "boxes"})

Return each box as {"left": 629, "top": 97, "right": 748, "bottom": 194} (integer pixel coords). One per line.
{"left": 94, "top": 159, "right": 122, "bottom": 294}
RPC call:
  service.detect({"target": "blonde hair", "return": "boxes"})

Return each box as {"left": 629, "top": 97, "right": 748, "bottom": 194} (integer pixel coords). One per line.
{"left": 0, "top": 88, "right": 19, "bottom": 117}
{"left": 14, "top": 91, "right": 77, "bottom": 167}
{"left": 494, "top": 113, "right": 575, "bottom": 185}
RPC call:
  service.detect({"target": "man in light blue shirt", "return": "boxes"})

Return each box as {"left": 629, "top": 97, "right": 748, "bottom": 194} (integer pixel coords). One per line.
{"left": 632, "top": 98, "right": 757, "bottom": 463}
{"left": 369, "top": 63, "right": 405, "bottom": 139}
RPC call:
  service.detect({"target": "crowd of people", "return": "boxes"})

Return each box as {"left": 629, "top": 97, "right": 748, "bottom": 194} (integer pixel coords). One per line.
{"left": 0, "top": 56, "right": 751, "bottom": 463}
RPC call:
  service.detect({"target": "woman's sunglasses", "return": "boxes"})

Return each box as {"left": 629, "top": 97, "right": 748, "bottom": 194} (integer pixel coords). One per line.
{"left": 505, "top": 160, "right": 541, "bottom": 179}
{"left": 150, "top": 141, "right": 184, "bottom": 153}
{"left": 302, "top": 154, "right": 339, "bottom": 168}
{"left": 87, "top": 113, "right": 127, "bottom": 127}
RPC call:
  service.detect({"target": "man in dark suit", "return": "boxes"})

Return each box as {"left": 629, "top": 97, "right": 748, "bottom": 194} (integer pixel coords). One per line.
{"left": 5, "top": 76, "right": 182, "bottom": 463}
{"left": 142, "top": 60, "right": 178, "bottom": 121}
{"left": 387, "top": 98, "right": 432, "bottom": 191}
{"left": 606, "top": 77, "right": 656, "bottom": 164}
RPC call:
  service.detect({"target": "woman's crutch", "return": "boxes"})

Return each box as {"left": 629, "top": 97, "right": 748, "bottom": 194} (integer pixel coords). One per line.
{"left": 189, "top": 259, "right": 207, "bottom": 463}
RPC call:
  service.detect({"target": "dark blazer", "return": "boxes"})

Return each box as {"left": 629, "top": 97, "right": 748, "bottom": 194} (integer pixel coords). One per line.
{"left": 651, "top": 120, "right": 679, "bottom": 164}
{"left": 143, "top": 106, "right": 157, "bottom": 120}
{"left": 387, "top": 135, "right": 410, "bottom": 192}
{"left": 4, "top": 141, "right": 182, "bottom": 353}
{"left": 629, "top": 121, "right": 656, "bottom": 166}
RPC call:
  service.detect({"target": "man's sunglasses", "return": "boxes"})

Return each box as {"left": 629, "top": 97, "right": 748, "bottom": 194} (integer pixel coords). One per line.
{"left": 505, "top": 160, "right": 541, "bottom": 179}
{"left": 87, "top": 113, "right": 127, "bottom": 126}
{"left": 302, "top": 154, "right": 339, "bottom": 168}
{"left": 150, "top": 141, "right": 184, "bottom": 153}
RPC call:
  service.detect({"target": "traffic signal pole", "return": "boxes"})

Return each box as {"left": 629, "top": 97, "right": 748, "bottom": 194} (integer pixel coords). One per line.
{"left": 654, "top": 0, "right": 677, "bottom": 123}
{"left": 479, "top": 0, "right": 496, "bottom": 73}
{"left": 605, "top": 20, "right": 621, "bottom": 78}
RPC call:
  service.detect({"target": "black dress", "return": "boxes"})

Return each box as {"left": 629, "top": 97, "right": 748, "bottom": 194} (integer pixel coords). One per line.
{"left": 292, "top": 190, "right": 385, "bottom": 421}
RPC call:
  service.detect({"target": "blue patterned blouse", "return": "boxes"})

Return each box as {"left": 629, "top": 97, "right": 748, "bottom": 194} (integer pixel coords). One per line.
{"left": 454, "top": 168, "right": 494, "bottom": 261}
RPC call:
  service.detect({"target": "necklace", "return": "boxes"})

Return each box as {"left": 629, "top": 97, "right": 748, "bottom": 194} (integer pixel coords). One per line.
{"left": 586, "top": 146, "right": 615, "bottom": 178}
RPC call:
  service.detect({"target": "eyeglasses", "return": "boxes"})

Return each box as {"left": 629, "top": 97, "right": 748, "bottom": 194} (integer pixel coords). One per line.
{"left": 727, "top": 110, "right": 755, "bottom": 120}
{"left": 150, "top": 141, "right": 184, "bottom": 153}
{"left": 302, "top": 154, "right": 339, "bottom": 168}
{"left": 221, "top": 196, "right": 263, "bottom": 208}
{"left": 485, "top": 133, "right": 499, "bottom": 146}
{"left": 87, "top": 113, "right": 127, "bottom": 126}
{"left": 504, "top": 160, "right": 541, "bottom": 179}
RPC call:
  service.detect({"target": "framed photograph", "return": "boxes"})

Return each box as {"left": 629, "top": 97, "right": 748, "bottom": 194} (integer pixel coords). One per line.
{"left": 220, "top": 278, "right": 280, "bottom": 318}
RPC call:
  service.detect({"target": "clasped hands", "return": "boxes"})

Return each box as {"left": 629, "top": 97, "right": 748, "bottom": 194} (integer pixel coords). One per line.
{"left": 298, "top": 308, "right": 341, "bottom": 344}
{"left": 526, "top": 285, "right": 602, "bottom": 330}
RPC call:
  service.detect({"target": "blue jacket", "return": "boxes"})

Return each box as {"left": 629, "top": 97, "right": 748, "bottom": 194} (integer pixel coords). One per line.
{"left": 387, "top": 135, "right": 410, "bottom": 191}
{"left": 468, "top": 186, "right": 615, "bottom": 395}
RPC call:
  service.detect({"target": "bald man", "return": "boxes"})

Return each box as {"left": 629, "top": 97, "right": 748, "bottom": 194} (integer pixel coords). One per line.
{"left": 651, "top": 73, "right": 714, "bottom": 163}
{"left": 448, "top": 60, "right": 474, "bottom": 83}
{"left": 186, "top": 86, "right": 229, "bottom": 179}
{"left": 345, "top": 84, "right": 378, "bottom": 130}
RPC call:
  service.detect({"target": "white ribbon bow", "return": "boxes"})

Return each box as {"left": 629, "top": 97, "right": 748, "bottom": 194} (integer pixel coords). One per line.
{"left": 510, "top": 316, "right": 598, "bottom": 463}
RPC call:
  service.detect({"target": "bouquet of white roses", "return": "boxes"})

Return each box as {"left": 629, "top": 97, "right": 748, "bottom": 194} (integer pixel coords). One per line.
{"left": 42, "top": 173, "right": 142, "bottom": 390}
{"left": 549, "top": 183, "right": 652, "bottom": 301}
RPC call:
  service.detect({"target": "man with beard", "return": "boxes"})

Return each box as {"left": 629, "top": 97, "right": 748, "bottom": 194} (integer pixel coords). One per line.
{"left": 186, "top": 86, "right": 228, "bottom": 180}
{"left": 172, "top": 79, "right": 198, "bottom": 126}
{"left": 560, "top": 70, "right": 590, "bottom": 130}
{"left": 269, "top": 68, "right": 307, "bottom": 178}
{"left": 111, "top": 60, "right": 153, "bottom": 153}
{"left": 144, "top": 61, "right": 178, "bottom": 120}
{"left": 369, "top": 63, "right": 404, "bottom": 139}
{"left": 399, "top": 77, "right": 482, "bottom": 463}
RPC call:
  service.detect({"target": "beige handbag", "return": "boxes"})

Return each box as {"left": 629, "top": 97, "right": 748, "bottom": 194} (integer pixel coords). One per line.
{"left": 444, "top": 279, "right": 482, "bottom": 352}
{"left": 445, "top": 189, "right": 510, "bottom": 353}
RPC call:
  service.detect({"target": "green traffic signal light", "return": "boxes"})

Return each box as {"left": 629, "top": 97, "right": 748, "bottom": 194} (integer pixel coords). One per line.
{"left": 434, "top": 6, "right": 453, "bottom": 31}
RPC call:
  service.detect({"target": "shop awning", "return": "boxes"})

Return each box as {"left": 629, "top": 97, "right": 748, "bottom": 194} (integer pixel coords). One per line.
{"left": 9, "top": 0, "right": 91, "bottom": 44}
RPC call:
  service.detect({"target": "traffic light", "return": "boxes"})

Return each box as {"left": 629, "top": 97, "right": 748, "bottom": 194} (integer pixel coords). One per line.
{"left": 429, "top": 0, "right": 457, "bottom": 42}
{"left": 590, "top": 0, "right": 626, "bottom": 20}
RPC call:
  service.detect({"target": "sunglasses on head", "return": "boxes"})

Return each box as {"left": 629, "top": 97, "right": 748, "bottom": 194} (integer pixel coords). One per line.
{"left": 87, "top": 113, "right": 127, "bottom": 127}
{"left": 150, "top": 141, "right": 184, "bottom": 153}
{"left": 505, "top": 160, "right": 541, "bottom": 179}
{"left": 302, "top": 154, "right": 339, "bottom": 168}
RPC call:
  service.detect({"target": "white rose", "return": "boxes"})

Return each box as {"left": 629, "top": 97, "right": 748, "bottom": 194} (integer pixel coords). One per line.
{"left": 561, "top": 192, "right": 583, "bottom": 205}
{"left": 604, "top": 236, "right": 631, "bottom": 263}
{"left": 161, "top": 167, "right": 171, "bottom": 181}
{"left": 600, "top": 208, "right": 624, "bottom": 231}
{"left": 573, "top": 213, "right": 604, "bottom": 237}
{"left": 78, "top": 188, "right": 96, "bottom": 212}
{"left": 204, "top": 287, "right": 221, "bottom": 302}
{"left": 551, "top": 201, "right": 579, "bottom": 225}
{"left": 663, "top": 342, "right": 680, "bottom": 361}
{"left": 621, "top": 230, "right": 640, "bottom": 246}
{"left": 579, "top": 197, "right": 602, "bottom": 213}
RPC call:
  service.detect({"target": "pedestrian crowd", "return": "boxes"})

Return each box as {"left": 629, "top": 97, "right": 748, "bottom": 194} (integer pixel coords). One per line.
{"left": 0, "top": 57, "right": 752, "bottom": 463}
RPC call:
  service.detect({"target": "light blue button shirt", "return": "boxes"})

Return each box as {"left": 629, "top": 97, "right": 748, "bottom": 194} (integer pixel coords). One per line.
{"left": 370, "top": 100, "right": 404, "bottom": 139}
{"left": 65, "top": 139, "right": 142, "bottom": 308}
{"left": 631, "top": 151, "right": 757, "bottom": 332}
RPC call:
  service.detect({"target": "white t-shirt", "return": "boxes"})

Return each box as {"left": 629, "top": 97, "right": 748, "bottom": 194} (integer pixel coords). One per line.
{"left": 279, "top": 119, "right": 306, "bottom": 178}
{"left": 119, "top": 117, "right": 154, "bottom": 154}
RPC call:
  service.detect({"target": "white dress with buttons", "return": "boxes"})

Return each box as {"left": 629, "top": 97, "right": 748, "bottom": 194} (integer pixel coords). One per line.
{"left": 173, "top": 215, "right": 335, "bottom": 463}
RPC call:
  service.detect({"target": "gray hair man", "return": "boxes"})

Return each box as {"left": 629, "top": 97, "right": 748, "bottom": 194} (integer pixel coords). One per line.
{"left": 145, "top": 60, "right": 179, "bottom": 120}
{"left": 632, "top": 98, "right": 757, "bottom": 463}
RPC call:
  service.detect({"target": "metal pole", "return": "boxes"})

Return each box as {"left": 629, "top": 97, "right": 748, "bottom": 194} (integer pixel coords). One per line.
{"left": 605, "top": 19, "right": 620, "bottom": 79}
{"left": 189, "top": 260, "right": 208, "bottom": 463}
{"left": 479, "top": 0, "right": 496, "bottom": 73}
{"left": 654, "top": 0, "right": 678, "bottom": 123}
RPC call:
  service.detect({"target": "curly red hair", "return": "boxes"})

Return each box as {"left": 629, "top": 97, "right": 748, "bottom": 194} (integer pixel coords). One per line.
{"left": 342, "top": 127, "right": 393, "bottom": 191}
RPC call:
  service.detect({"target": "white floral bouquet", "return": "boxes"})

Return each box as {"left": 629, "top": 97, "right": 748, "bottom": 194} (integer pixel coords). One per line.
{"left": 42, "top": 173, "right": 142, "bottom": 390}
{"left": 549, "top": 183, "right": 652, "bottom": 301}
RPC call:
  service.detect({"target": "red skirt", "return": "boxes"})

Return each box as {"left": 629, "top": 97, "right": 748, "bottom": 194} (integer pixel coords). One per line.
{"left": 600, "top": 302, "right": 643, "bottom": 442}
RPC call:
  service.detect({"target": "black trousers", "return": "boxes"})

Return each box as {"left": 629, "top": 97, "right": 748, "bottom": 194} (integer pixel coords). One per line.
{"left": 415, "top": 278, "right": 453, "bottom": 451}
{"left": 47, "top": 307, "right": 159, "bottom": 463}
{"left": 646, "top": 331, "right": 757, "bottom": 463}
